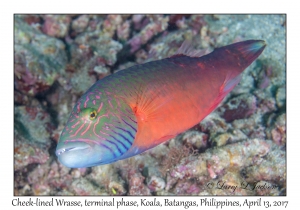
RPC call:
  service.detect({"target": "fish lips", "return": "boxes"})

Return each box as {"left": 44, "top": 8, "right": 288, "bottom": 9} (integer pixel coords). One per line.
{"left": 56, "top": 138, "right": 119, "bottom": 168}
{"left": 56, "top": 141, "right": 93, "bottom": 168}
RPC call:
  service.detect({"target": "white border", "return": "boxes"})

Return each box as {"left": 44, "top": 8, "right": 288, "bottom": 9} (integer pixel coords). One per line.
{"left": 3, "top": 0, "right": 297, "bottom": 209}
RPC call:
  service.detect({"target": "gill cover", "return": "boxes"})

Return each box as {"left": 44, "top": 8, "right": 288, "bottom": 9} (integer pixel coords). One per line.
{"left": 56, "top": 81, "right": 137, "bottom": 168}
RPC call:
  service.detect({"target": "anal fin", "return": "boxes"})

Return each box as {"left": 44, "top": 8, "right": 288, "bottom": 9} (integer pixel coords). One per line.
{"left": 207, "top": 73, "right": 242, "bottom": 115}
{"left": 220, "top": 73, "right": 242, "bottom": 96}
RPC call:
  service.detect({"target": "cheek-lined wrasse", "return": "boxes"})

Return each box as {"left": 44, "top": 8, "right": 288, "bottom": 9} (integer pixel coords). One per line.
{"left": 56, "top": 40, "right": 266, "bottom": 168}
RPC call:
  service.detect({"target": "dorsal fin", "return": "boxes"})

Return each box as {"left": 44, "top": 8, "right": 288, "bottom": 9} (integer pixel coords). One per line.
{"left": 170, "top": 40, "right": 207, "bottom": 58}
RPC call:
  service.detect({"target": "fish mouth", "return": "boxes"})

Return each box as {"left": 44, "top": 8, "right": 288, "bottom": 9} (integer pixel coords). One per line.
{"left": 55, "top": 139, "right": 118, "bottom": 168}
{"left": 55, "top": 141, "right": 95, "bottom": 168}
{"left": 55, "top": 141, "right": 91, "bottom": 157}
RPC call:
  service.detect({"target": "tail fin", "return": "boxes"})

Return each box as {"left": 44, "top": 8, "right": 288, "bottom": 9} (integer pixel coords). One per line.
{"left": 206, "top": 40, "right": 266, "bottom": 112}
{"left": 217, "top": 40, "right": 266, "bottom": 68}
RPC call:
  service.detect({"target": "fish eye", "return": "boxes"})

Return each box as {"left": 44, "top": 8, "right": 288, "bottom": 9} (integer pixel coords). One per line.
{"left": 89, "top": 110, "right": 97, "bottom": 120}
{"left": 79, "top": 108, "right": 98, "bottom": 121}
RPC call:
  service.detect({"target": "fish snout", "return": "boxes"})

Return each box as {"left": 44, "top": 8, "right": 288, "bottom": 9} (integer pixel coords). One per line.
{"left": 56, "top": 141, "right": 93, "bottom": 168}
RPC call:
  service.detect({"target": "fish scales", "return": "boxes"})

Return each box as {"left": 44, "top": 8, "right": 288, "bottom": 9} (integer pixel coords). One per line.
{"left": 56, "top": 40, "right": 266, "bottom": 168}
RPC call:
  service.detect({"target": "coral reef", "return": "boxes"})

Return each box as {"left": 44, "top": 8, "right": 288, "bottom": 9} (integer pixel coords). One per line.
{"left": 14, "top": 14, "right": 286, "bottom": 196}
{"left": 128, "top": 15, "right": 169, "bottom": 53}
{"left": 42, "top": 15, "right": 71, "bottom": 38}
{"left": 165, "top": 139, "right": 284, "bottom": 195}
{"left": 71, "top": 15, "right": 89, "bottom": 34}
{"left": 14, "top": 17, "right": 67, "bottom": 97}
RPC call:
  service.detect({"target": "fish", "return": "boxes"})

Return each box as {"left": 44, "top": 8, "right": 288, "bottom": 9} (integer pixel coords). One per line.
{"left": 56, "top": 40, "right": 266, "bottom": 168}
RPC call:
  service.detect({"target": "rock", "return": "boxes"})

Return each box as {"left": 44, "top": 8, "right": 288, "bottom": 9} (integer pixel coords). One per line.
{"left": 220, "top": 93, "right": 257, "bottom": 123}
{"left": 14, "top": 17, "right": 67, "bottom": 96}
